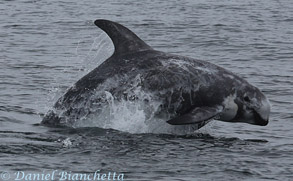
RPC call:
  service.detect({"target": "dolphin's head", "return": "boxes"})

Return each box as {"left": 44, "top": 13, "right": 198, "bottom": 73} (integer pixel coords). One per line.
{"left": 219, "top": 83, "right": 270, "bottom": 126}
{"left": 232, "top": 84, "right": 271, "bottom": 126}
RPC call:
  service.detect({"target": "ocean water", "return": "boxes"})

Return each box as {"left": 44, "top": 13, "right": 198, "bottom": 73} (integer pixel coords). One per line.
{"left": 1, "top": 0, "right": 293, "bottom": 180}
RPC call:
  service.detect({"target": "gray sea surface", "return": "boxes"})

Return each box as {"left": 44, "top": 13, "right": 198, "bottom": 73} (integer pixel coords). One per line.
{"left": 1, "top": 0, "right": 293, "bottom": 180}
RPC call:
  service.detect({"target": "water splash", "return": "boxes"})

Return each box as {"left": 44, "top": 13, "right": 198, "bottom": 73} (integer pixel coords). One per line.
{"left": 64, "top": 88, "right": 201, "bottom": 135}
{"left": 78, "top": 33, "right": 114, "bottom": 72}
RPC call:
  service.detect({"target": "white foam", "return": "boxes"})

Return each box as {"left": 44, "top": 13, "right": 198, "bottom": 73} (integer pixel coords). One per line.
{"left": 62, "top": 88, "right": 200, "bottom": 135}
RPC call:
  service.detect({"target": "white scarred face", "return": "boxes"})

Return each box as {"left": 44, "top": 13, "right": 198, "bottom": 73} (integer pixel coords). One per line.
{"left": 218, "top": 85, "right": 270, "bottom": 126}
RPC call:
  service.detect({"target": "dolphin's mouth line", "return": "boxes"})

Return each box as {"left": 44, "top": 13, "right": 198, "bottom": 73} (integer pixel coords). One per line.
{"left": 253, "top": 110, "right": 269, "bottom": 126}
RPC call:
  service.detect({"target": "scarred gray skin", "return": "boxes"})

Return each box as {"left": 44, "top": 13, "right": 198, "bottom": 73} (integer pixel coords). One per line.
{"left": 42, "top": 19, "right": 270, "bottom": 129}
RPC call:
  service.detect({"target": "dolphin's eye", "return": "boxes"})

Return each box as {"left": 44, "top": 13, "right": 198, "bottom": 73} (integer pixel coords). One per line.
{"left": 244, "top": 96, "right": 250, "bottom": 102}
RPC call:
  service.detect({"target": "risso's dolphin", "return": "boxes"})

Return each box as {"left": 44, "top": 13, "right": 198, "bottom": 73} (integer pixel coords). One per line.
{"left": 42, "top": 19, "right": 270, "bottom": 131}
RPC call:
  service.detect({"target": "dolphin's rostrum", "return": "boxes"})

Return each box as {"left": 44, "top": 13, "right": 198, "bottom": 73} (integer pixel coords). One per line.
{"left": 42, "top": 19, "right": 270, "bottom": 131}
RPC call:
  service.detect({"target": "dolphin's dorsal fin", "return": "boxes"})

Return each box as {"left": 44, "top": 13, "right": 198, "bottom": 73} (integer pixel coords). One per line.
{"left": 94, "top": 19, "right": 153, "bottom": 55}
